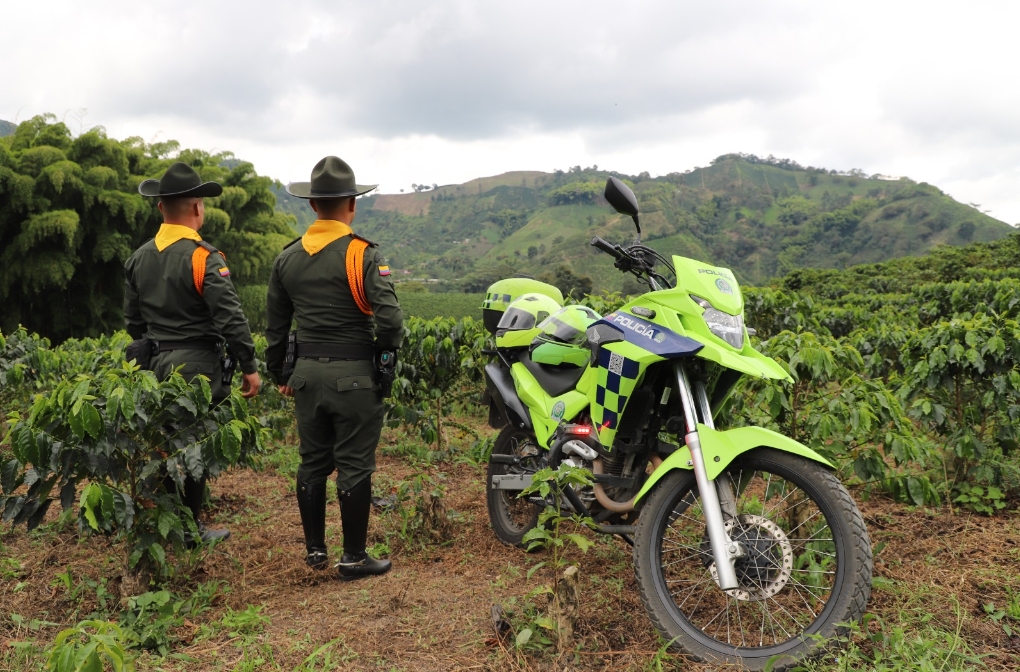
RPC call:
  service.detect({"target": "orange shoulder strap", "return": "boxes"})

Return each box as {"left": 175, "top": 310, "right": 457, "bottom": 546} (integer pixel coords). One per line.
{"left": 191, "top": 243, "right": 227, "bottom": 296}
{"left": 345, "top": 237, "right": 373, "bottom": 315}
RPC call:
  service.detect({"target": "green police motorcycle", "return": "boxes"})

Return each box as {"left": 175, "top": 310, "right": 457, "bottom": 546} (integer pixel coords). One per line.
{"left": 480, "top": 177, "right": 872, "bottom": 669}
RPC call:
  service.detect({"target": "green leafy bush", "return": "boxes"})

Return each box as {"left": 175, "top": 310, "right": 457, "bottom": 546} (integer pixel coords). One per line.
{"left": 2, "top": 364, "right": 266, "bottom": 580}
{"left": 730, "top": 331, "right": 939, "bottom": 504}
{"left": 390, "top": 317, "right": 487, "bottom": 450}
{"left": 45, "top": 620, "right": 135, "bottom": 672}
{"left": 119, "top": 583, "right": 223, "bottom": 654}
{"left": 899, "top": 314, "right": 1020, "bottom": 489}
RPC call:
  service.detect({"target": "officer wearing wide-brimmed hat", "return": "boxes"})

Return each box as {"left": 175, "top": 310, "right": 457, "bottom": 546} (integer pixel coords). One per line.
{"left": 126, "top": 161, "right": 262, "bottom": 544}
{"left": 265, "top": 156, "right": 402, "bottom": 579}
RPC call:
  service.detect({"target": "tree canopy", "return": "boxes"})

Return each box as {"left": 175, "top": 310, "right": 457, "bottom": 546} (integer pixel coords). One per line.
{"left": 0, "top": 115, "right": 296, "bottom": 343}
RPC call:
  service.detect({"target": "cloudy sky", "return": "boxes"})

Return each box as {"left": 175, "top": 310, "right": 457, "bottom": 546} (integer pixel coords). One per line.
{"left": 4, "top": 0, "right": 1019, "bottom": 222}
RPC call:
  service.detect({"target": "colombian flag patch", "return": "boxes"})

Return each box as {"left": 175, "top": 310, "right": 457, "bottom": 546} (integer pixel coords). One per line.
{"left": 378, "top": 265, "right": 391, "bottom": 276}
{"left": 218, "top": 267, "right": 230, "bottom": 277}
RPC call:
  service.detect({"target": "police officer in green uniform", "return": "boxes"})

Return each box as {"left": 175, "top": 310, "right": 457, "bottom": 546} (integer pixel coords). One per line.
{"left": 265, "top": 156, "right": 403, "bottom": 579}
{"left": 126, "top": 162, "right": 262, "bottom": 543}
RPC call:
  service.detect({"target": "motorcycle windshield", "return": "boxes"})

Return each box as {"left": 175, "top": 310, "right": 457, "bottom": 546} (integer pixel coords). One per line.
{"left": 536, "top": 306, "right": 602, "bottom": 346}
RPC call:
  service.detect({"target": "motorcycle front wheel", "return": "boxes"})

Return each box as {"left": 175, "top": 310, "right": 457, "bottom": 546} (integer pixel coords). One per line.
{"left": 633, "top": 448, "right": 872, "bottom": 671}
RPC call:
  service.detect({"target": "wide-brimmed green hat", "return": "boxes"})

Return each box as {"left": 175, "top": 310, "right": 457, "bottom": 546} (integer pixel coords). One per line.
{"left": 286, "top": 156, "right": 377, "bottom": 199}
{"left": 138, "top": 162, "right": 223, "bottom": 198}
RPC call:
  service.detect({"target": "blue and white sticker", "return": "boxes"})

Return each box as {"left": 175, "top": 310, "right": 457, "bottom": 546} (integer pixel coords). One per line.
{"left": 600, "top": 312, "right": 704, "bottom": 358}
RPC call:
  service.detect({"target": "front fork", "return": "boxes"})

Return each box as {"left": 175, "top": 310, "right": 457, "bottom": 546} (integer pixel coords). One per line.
{"left": 674, "top": 362, "right": 742, "bottom": 591}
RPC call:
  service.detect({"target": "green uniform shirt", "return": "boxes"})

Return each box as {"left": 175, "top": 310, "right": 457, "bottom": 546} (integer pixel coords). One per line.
{"left": 265, "top": 229, "right": 403, "bottom": 384}
{"left": 124, "top": 236, "right": 258, "bottom": 374}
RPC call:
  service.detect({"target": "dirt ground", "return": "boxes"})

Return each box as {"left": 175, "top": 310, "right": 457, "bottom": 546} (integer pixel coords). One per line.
{"left": 3, "top": 434, "right": 1020, "bottom": 671}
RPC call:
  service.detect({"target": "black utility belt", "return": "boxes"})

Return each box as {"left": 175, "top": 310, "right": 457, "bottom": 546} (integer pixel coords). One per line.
{"left": 155, "top": 339, "right": 221, "bottom": 354}
{"left": 297, "top": 342, "right": 374, "bottom": 361}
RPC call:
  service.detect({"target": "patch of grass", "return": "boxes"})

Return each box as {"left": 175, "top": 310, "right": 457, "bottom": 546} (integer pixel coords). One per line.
{"left": 0, "top": 639, "right": 46, "bottom": 671}
{"left": 380, "top": 439, "right": 438, "bottom": 464}
{"left": 49, "top": 569, "right": 117, "bottom": 622}
{"left": 367, "top": 541, "right": 391, "bottom": 558}
{"left": 195, "top": 604, "right": 277, "bottom": 671}
{"left": 293, "top": 636, "right": 359, "bottom": 670}
{"left": 788, "top": 608, "right": 985, "bottom": 672}
{"left": 872, "top": 576, "right": 899, "bottom": 593}
{"left": 219, "top": 604, "right": 270, "bottom": 639}
{"left": 121, "top": 582, "right": 227, "bottom": 655}
{"left": 983, "top": 587, "right": 1020, "bottom": 637}
{"left": 0, "top": 553, "right": 22, "bottom": 580}
{"left": 259, "top": 441, "right": 301, "bottom": 479}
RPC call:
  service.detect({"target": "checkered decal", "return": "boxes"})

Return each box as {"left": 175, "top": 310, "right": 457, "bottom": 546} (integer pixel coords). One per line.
{"left": 592, "top": 346, "right": 640, "bottom": 447}
{"left": 483, "top": 292, "right": 513, "bottom": 309}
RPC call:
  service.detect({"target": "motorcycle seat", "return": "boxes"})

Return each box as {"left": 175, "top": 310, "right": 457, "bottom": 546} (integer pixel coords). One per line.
{"left": 519, "top": 351, "right": 587, "bottom": 398}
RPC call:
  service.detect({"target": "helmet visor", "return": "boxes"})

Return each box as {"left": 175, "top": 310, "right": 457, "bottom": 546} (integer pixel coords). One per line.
{"left": 496, "top": 306, "right": 539, "bottom": 332}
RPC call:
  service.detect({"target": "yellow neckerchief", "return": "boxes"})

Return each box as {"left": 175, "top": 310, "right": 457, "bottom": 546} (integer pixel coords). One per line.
{"left": 302, "top": 219, "right": 353, "bottom": 255}
{"left": 154, "top": 223, "right": 203, "bottom": 252}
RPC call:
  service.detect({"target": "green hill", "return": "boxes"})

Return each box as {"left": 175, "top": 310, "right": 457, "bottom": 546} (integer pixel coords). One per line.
{"left": 327, "top": 155, "right": 1011, "bottom": 292}
{"left": 0, "top": 119, "right": 15, "bottom": 137}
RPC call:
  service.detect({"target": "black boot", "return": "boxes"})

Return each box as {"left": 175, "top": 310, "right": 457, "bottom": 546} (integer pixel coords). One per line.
{"left": 171, "top": 476, "right": 229, "bottom": 548}
{"left": 297, "top": 478, "right": 329, "bottom": 569}
{"left": 337, "top": 476, "right": 391, "bottom": 580}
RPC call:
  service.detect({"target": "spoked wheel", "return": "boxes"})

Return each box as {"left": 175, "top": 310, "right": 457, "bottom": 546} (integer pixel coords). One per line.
{"left": 633, "top": 449, "right": 872, "bottom": 671}
{"left": 486, "top": 426, "right": 542, "bottom": 546}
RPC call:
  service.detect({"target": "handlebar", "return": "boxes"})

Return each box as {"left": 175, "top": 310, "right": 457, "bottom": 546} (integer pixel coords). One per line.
{"left": 590, "top": 236, "right": 622, "bottom": 260}
{"left": 590, "top": 236, "right": 676, "bottom": 291}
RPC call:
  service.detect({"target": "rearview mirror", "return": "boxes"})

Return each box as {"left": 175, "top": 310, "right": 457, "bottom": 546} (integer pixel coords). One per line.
{"left": 604, "top": 176, "right": 641, "bottom": 240}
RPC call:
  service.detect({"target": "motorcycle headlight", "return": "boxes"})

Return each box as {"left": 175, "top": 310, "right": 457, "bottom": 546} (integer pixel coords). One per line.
{"left": 691, "top": 296, "right": 744, "bottom": 349}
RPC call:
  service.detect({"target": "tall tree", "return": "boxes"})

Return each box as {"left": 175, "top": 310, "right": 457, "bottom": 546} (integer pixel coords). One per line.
{"left": 0, "top": 115, "right": 296, "bottom": 342}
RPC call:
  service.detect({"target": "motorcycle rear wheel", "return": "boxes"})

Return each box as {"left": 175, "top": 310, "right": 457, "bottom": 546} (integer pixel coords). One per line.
{"left": 486, "top": 426, "right": 542, "bottom": 547}
{"left": 633, "top": 448, "right": 872, "bottom": 671}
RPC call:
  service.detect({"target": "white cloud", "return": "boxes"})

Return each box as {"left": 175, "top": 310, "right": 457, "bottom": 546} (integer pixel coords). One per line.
{"left": 3, "top": 0, "right": 1019, "bottom": 223}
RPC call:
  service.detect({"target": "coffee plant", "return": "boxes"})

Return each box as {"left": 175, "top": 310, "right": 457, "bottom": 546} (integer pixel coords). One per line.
{"left": 389, "top": 316, "right": 488, "bottom": 450}
{"left": 2, "top": 362, "right": 266, "bottom": 582}
{"left": 729, "top": 330, "right": 940, "bottom": 505}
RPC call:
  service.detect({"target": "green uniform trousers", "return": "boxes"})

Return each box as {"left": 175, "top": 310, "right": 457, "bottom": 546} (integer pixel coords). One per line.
{"left": 152, "top": 349, "right": 229, "bottom": 402}
{"left": 151, "top": 348, "right": 227, "bottom": 522}
{"left": 289, "top": 358, "right": 384, "bottom": 492}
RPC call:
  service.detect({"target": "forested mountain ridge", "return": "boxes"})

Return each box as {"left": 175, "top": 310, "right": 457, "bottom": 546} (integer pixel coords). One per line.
{"left": 0, "top": 120, "right": 16, "bottom": 137}
{"left": 2, "top": 113, "right": 1012, "bottom": 343}
{"left": 346, "top": 155, "right": 1011, "bottom": 291}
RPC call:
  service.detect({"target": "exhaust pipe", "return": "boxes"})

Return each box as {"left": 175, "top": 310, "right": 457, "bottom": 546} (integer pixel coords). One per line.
{"left": 592, "top": 454, "right": 663, "bottom": 512}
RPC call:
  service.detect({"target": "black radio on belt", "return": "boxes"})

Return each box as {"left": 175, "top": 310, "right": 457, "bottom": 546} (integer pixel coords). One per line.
{"left": 376, "top": 349, "right": 397, "bottom": 398}
{"left": 221, "top": 344, "right": 238, "bottom": 385}
{"left": 281, "top": 331, "right": 298, "bottom": 381}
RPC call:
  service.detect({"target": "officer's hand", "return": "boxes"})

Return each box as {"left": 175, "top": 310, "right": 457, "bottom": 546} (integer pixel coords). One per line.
{"left": 278, "top": 385, "right": 295, "bottom": 397}
{"left": 240, "top": 372, "right": 261, "bottom": 398}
